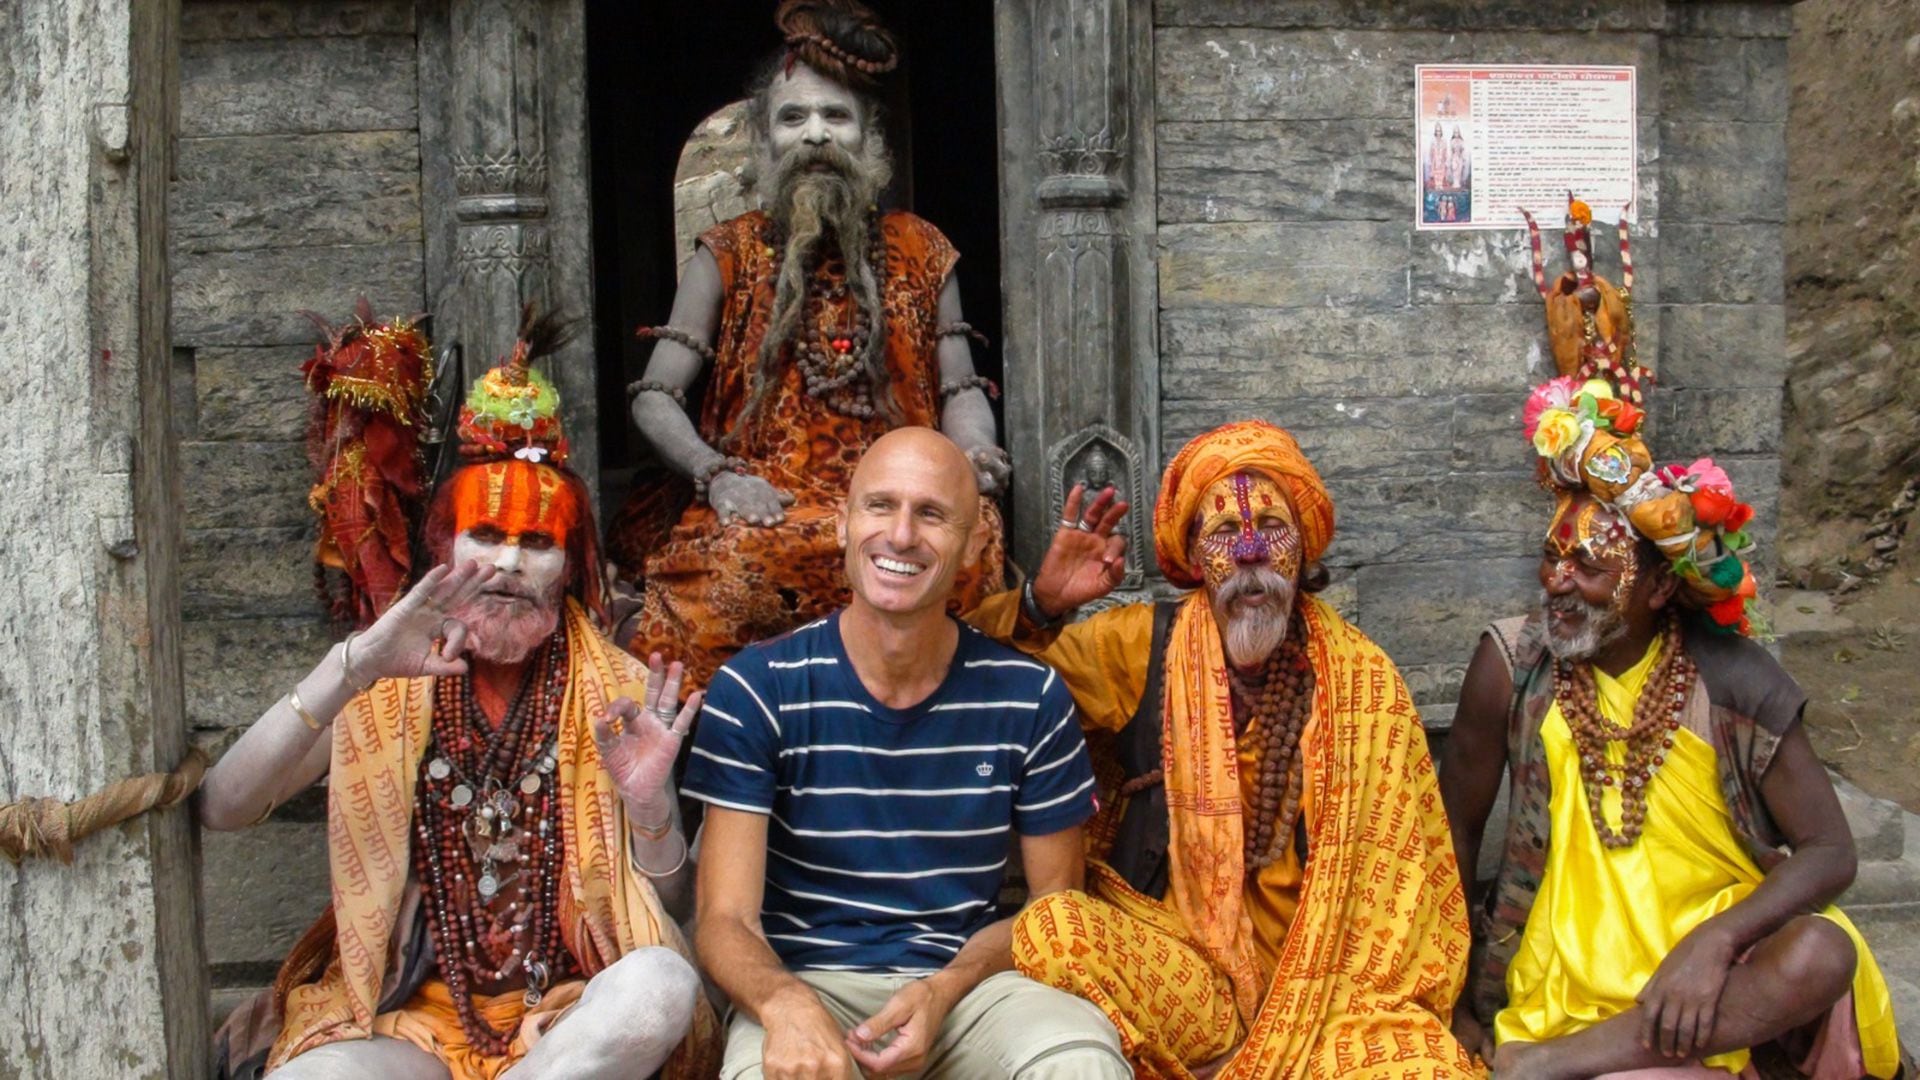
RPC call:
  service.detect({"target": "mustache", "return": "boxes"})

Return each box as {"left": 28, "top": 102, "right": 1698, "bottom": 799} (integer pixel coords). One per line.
{"left": 1214, "top": 565, "right": 1292, "bottom": 607}
{"left": 774, "top": 141, "right": 858, "bottom": 182}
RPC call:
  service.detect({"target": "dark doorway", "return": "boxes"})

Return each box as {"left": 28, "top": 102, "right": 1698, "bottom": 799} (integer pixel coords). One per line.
{"left": 584, "top": 0, "right": 1004, "bottom": 506}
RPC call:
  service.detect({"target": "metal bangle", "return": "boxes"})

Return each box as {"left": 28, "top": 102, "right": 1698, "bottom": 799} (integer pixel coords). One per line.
{"left": 287, "top": 687, "right": 326, "bottom": 732}
{"left": 340, "top": 632, "right": 373, "bottom": 693}
{"left": 634, "top": 833, "right": 690, "bottom": 878}
{"left": 1021, "top": 577, "right": 1068, "bottom": 630}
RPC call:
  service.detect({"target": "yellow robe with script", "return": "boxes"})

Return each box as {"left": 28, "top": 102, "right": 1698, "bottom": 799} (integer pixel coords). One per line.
{"left": 972, "top": 591, "right": 1482, "bottom": 1080}
{"left": 266, "top": 600, "right": 721, "bottom": 1077}
{"left": 1495, "top": 639, "right": 1901, "bottom": 1078}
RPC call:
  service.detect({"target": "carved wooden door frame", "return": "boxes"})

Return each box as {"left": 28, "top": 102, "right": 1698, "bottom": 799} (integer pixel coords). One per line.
{"left": 996, "top": 0, "right": 1159, "bottom": 586}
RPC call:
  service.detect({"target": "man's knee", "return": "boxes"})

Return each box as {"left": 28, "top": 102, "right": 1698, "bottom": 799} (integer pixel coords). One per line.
{"left": 587, "top": 946, "right": 701, "bottom": 1042}
{"left": 971, "top": 972, "right": 1125, "bottom": 1074}
{"left": 1767, "top": 915, "right": 1857, "bottom": 1004}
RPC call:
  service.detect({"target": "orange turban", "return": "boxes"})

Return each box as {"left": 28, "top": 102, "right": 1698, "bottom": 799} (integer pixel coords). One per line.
{"left": 1153, "top": 420, "right": 1335, "bottom": 587}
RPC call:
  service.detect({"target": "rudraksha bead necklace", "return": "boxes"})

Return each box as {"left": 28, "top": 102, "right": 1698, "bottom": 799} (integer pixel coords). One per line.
{"left": 1551, "top": 614, "right": 1694, "bottom": 848}
{"left": 763, "top": 212, "right": 889, "bottom": 419}
{"left": 411, "top": 632, "right": 575, "bottom": 1055}
{"left": 1229, "top": 616, "right": 1316, "bottom": 871}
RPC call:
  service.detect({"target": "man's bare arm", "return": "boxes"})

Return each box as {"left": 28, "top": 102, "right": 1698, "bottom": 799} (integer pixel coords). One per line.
{"left": 1438, "top": 634, "right": 1513, "bottom": 889}
{"left": 695, "top": 807, "right": 855, "bottom": 1077}
{"left": 932, "top": 273, "right": 1006, "bottom": 494}
{"left": 629, "top": 248, "right": 791, "bottom": 526}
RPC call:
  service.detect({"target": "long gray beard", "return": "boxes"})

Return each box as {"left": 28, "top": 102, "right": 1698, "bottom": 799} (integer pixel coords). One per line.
{"left": 1541, "top": 589, "right": 1629, "bottom": 662}
{"left": 451, "top": 587, "right": 563, "bottom": 665}
{"left": 1210, "top": 566, "right": 1297, "bottom": 669}
{"left": 750, "top": 137, "right": 894, "bottom": 425}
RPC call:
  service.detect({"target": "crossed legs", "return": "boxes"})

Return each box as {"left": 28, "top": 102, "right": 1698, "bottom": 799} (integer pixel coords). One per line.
{"left": 1493, "top": 916, "right": 1858, "bottom": 1080}
{"left": 271, "top": 947, "right": 700, "bottom": 1080}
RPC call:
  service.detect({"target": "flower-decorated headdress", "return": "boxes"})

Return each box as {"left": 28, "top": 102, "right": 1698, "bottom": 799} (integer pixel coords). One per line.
{"left": 428, "top": 306, "right": 607, "bottom": 618}
{"left": 1524, "top": 374, "right": 1759, "bottom": 633}
{"left": 303, "top": 300, "right": 433, "bottom": 626}
{"left": 1522, "top": 193, "right": 1654, "bottom": 404}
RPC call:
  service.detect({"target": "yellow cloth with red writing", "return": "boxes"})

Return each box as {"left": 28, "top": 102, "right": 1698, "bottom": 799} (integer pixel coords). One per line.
{"left": 1495, "top": 639, "right": 1901, "bottom": 1078}
{"left": 977, "top": 590, "right": 1481, "bottom": 1079}
{"left": 266, "top": 600, "right": 720, "bottom": 1076}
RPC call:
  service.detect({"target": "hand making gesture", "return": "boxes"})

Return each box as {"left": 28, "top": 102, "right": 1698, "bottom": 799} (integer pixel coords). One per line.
{"left": 349, "top": 561, "right": 500, "bottom": 681}
{"left": 592, "top": 652, "right": 702, "bottom": 812}
{"left": 1028, "top": 482, "right": 1131, "bottom": 620}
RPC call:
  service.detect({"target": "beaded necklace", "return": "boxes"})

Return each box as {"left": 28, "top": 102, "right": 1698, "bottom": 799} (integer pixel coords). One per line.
{"left": 763, "top": 212, "right": 888, "bottom": 419}
{"left": 1551, "top": 614, "right": 1693, "bottom": 848}
{"left": 1229, "top": 616, "right": 1316, "bottom": 871}
{"left": 411, "top": 630, "right": 575, "bottom": 1055}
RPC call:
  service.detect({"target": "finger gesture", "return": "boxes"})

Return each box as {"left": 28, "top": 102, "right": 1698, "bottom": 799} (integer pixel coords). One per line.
{"left": 1030, "top": 483, "right": 1130, "bottom": 617}
{"left": 351, "top": 562, "right": 499, "bottom": 681}
{"left": 592, "top": 653, "right": 701, "bottom": 808}
{"left": 846, "top": 979, "right": 951, "bottom": 1079}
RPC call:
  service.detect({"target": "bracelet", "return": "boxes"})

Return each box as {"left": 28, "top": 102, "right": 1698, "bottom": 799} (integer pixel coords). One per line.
{"left": 340, "top": 632, "right": 373, "bottom": 693}
{"left": 287, "top": 687, "right": 326, "bottom": 732}
{"left": 1021, "top": 577, "right": 1067, "bottom": 630}
{"left": 937, "top": 321, "right": 991, "bottom": 349}
{"left": 634, "top": 833, "right": 690, "bottom": 878}
{"left": 626, "top": 379, "right": 688, "bottom": 406}
{"left": 691, "top": 455, "right": 750, "bottom": 501}
{"left": 636, "top": 324, "right": 717, "bottom": 363}
{"left": 631, "top": 808, "right": 675, "bottom": 842}
{"left": 939, "top": 374, "right": 999, "bottom": 403}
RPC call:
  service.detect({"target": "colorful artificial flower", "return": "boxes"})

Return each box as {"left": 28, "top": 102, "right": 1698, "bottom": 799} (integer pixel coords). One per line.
{"left": 1568, "top": 198, "right": 1593, "bottom": 225}
{"left": 1532, "top": 409, "right": 1583, "bottom": 459}
{"left": 1523, "top": 375, "right": 1583, "bottom": 439}
{"left": 1579, "top": 378, "right": 1615, "bottom": 401}
{"left": 1593, "top": 396, "right": 1644, "bottom": 434}
{"left": 1689, "top": 486, "right": 1740, "bottom": 528}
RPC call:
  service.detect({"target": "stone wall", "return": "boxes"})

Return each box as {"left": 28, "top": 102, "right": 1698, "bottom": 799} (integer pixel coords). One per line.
{"left": 1152, "top": 1, "right": 1791, "bottom": 725}
{"left": 1779, "top": 0, "right": 1920, "bottom": 576}
{"left": 172, "top": 0, "right": 424, "bottom": 1003}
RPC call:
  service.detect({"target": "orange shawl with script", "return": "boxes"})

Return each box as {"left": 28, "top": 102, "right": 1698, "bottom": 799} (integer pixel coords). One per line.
{"left": 1162, "top": 593, "right": 1476, "bottom": 1077}
{"left": 267, "top": 600, "right": 720, "bottom": 1076}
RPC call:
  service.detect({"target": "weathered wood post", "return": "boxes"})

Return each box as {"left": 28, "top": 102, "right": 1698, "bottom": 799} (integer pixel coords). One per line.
{"left": 997, "top": 0, "right": 1161, "bottom": 588}
{"left": 0, "top": 0, "right": 208, "bottom": 1076}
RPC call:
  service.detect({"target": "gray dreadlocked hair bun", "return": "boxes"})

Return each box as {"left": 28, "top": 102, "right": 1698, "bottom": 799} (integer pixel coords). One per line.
{"left": 773, "top": 0, "right": 900, "bottom": 89}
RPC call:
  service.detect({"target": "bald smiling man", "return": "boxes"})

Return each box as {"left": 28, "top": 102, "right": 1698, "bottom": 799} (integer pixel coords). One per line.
{"left": 684, "top": 428, "right": 1130, "bottom": 1080}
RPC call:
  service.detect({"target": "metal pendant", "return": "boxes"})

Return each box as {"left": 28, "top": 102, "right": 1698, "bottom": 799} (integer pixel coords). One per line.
{"left": 520, "top": 772, "right": 541, "bottom": 795}
{"left": 427, "top": 757, "right": 451, "bottom": 780}
{"left": 477, "top": 870, "right": 499, "bottom": 900}
{"left": 450, "top": 784, "right": 473, "bottom": 808}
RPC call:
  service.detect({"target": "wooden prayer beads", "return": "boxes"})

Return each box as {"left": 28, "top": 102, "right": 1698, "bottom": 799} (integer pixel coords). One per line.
{"left": 1229, "top": 618, "right": 1316, "bottom": 871}
{"left": 764, "top": 213, "right": 889, "bottom": 419}
{"left": 411, "top": 632, "right": 576, "bottom": 1055}
{"left": 1551, "top": 615, "right": 1694, "bottom": 849}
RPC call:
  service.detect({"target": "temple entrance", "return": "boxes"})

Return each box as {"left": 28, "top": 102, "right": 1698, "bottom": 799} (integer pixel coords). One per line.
{"left": 583, "top": 0, "right": 1003, "bottom": 509}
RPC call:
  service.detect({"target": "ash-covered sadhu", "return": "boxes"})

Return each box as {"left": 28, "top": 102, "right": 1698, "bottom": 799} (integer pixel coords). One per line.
{"left": 969, "top": 420, "right": 1480, "bottom": 1079}
{"left": 203, "top": 312, "right": 720, "bottom": 1079}
{"left": 1440, "top": 364, "right": 1908, "bottom": 1077}
{"left": 609, "top": 0, "right": 1007, "bottom": 691}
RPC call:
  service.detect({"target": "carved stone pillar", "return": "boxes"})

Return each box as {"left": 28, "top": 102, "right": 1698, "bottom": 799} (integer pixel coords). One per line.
{"left": 421, "top": 0, "right": 598, "bottom": 500}
{"left": 997, "top": 0, "right": 1159, "bottom": 586}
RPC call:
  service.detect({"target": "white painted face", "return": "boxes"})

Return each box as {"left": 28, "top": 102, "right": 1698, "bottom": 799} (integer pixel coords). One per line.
{"left": 766, "top": 62, "right": 866, "bottom": 162}
{"left": 452, "top": 526, "right": 567, "bottom": 609}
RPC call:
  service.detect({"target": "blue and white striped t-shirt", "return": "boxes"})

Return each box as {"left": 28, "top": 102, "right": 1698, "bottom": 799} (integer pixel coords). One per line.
{"left": 681, "top": 612, "right": 1097, "bottom": 975}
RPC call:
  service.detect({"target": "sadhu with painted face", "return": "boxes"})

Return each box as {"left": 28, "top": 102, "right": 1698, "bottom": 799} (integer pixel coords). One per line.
{"left": 969, "top": 419, "right": 1481, "bottom": 1079}
{"left": 1441, "top": 376, "right": 1906, "bottom": 1079}
{"left": 203, "top": 315, "right": 722, "bottom": 1079}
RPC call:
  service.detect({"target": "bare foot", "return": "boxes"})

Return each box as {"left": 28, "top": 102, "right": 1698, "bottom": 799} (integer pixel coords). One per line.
{"left": 1490, "top": 1040, "right": 1555, "bottom": 1080}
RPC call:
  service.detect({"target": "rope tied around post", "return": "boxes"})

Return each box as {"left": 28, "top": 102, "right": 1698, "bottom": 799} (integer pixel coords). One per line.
{"left": 0, "top": 747, "right": 209, "bottom": 864}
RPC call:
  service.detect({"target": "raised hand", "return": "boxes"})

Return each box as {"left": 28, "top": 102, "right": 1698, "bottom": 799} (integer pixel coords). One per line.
{"left": 710, "top": 470, "right": 797, "bottom": 527}
{"left": 349, "top": 561, "right": 499, "bottom": 681}
{"left": 591, "top": 652, "right": 701, "bottom": 811}
{"left": 1029, "top": 483, "right": 1130, "bottom": 618}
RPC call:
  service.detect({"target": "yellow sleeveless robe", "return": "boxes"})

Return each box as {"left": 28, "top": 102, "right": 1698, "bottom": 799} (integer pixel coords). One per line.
{"left": 1494, "top": 640, "right": 1900, "bottom": 1077}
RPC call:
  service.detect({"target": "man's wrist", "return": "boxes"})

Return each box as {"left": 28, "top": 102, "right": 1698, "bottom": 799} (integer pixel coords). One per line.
{"left": 1021, "top": 577, "right": 1067, "bottom": 628}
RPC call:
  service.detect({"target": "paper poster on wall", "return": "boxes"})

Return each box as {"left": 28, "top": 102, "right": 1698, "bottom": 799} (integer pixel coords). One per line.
{"left": 1414, "top": 64, "right": 1637, "bottom": 231}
